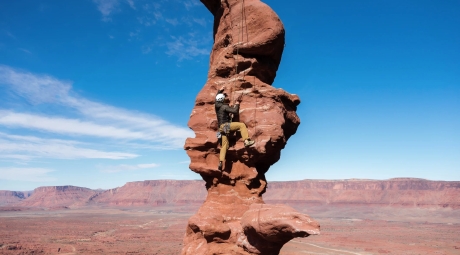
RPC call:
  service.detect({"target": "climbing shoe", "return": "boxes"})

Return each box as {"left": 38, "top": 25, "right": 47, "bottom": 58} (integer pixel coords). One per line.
{"left": 218, "top": 161, "right": 222, "bottom": 171}
{"left": 244, "top": 139, "right": 255, "bottom": 147}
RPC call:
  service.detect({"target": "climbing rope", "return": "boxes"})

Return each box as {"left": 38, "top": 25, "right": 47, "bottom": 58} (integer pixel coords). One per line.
{"left": 253, "top": 76, "right": 257, "bottom": 140}
{"left": 227, "top": 0, "right": 261, "bottom": 147}
{"left": 231, "top": 0, "right": 247, "bottom": 103}
{"left": 234, "top": 0, "right": 258, "bottom": 144}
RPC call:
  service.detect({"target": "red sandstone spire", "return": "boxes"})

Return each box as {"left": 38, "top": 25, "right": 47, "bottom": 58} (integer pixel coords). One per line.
{"left": 182, "top": 0, "right": 320, "bottom": 254}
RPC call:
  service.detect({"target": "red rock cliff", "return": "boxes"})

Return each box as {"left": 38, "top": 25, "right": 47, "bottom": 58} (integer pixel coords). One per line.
{"left": 90, "top": 180, "right": 207, "bottom": 206}
{"left": 264, "top": 178, "right": 460, "bottom": 208}
{"left": 0, "top": 191, "right": 29, "bottom": 206}
{"left": 182, "top": 0, "right": 319, "bottom": 254}
{"left": 2, "top": 179, "right": 459, "bottom": 210}
{"left": 18, "top": 186, "right": 98, "bottom": 208}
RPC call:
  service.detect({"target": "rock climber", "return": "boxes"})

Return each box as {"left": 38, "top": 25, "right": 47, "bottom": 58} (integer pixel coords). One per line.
{"left": 215, "top": 86, "right": 255, "bottom": 171}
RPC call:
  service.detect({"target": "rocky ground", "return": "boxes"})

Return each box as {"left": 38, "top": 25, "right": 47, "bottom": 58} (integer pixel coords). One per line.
{"left": 1, "top": 205, "right": 459, "bottom": 255}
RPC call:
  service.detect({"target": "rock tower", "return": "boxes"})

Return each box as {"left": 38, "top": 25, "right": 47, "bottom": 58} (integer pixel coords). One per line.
{"left": 183, "top": 0, "right": 320, "bottom": 254}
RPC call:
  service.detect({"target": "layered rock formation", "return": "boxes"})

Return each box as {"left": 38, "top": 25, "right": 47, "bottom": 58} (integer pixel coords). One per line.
{"left": 17, "top": 186, "right": 98, "bottom": 208}
{"left": 183, "top": 0, "right": 319, "bottom": 254}
{"left": 264, "top": 178, "right": 460, "bottom": 208}
{"left": 90, "top": 180, "right": 206, "bottom": 206}
{"left": 0, "top": 191, "right": 30, "bottom": 206}
{"left": 3, "top": 179, "right": 459, "bottom": 209}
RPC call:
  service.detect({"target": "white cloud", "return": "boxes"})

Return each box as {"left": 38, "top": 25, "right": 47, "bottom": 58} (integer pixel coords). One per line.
{"left": 165, "top": 18, "right": 179, "bottom": 26}
{"left": 101, "top": 162, "right": 159, "bottom": 173}
{"left": 142, "top": 2, "right": 160, "bottom": 12}
{"left": 3, "top": 30, "right": 16, "bottom": 39}
{"left": 93, "top": 0, "right": 119, "bottom": 21}
{"left": 137, "top": 16, "right": 155, "bottom": 26}
{"left": 152, "top": 3, "right": 161, "bottom": 9}
{"left": 142, "top": 45, "right": 152, "bottom": 54}
{"left": 193, "top": 18, "right": 206, "bottom": 26}
{"left": 19, "top": 48, "right": 32, "bottom": 54}
{"left": 0, "top": 66, "right": 193, "bottom": 150}
{"left": 166, "top": 36, "right": 209, "bottom": 61}
{"left": 0, "top": 154, "right": 35, "bottom": 161}
{"left": 153, "top": 11, "right": 163, "bottom": 21}
{"left": 183, "top": 0, "right": 201, "bottom": 11}
{"left": 126, "top": 0, "right": 135, "bottom": 9}
{"left": 0, "top": 167, "right": 56, "bottom": 182}
{"left": 0, "top": 66, "right": 192, "bottom": 163}
{"left": 129, "top": 30, "right": 139, "bottom": 38}
{"left": 89, "top": 0, "right": 211, "bottom": 61}
{"left": 0, "top": 65, "right": 71, "bottom": 105}
{"left": 0, "top": 111, "right": 147, "bottom": 140}
{"left": 137, "top": 163, "right": 159, "bottom": 168}
{"left": 0, "top": 133, "right": 138, "bottom": 160}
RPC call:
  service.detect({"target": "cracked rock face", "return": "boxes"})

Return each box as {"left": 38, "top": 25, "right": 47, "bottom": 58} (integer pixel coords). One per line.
{"left": 182, "top": 0, "right": 319, "bottom": 254}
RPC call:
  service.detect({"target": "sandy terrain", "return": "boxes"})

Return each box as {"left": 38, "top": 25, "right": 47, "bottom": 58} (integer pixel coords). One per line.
{"left": 1, "top": 205, "right": 459, "bottom": 255}
{"left": 0, "top": 206, "right": 187, "bottom": 255}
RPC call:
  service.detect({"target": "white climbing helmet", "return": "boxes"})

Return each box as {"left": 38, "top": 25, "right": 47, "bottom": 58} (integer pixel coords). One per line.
{"left": 216, "top": 93, "right": 225, "bottom": 102}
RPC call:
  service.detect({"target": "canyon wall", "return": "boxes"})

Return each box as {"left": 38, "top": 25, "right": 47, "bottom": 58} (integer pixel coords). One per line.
{"left": 0, "top": 191, "right": 30, "bottom": 206}
{"left": 90, "top": 180, "right": 207, "bottom": 206}
{"left": 264, "top": 178, "right": 460, "bottom": 208}
{"left": 15, "top": 186, "right": 98, "bottom": 208}
{"left": 3, "top": 179, "right": 459, "bottom": 209}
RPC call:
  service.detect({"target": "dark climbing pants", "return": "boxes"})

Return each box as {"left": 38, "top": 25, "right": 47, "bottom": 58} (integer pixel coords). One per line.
{"left": 219, "top": 122, "right": 249, "bottom": 162}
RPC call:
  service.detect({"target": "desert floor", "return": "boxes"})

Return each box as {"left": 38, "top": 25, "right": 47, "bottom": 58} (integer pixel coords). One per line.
{"left": 1, "top": 205, "right": 459, "bottom": 255}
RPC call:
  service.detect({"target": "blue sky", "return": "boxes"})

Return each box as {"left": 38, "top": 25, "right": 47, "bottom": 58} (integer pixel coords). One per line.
{"left": 0, "top": 0, "right": 459, "bottom": 191}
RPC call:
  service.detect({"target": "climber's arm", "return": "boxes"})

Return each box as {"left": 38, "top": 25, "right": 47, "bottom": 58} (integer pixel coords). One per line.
{"left": 223, "top": 104, "right": 239, "bottom": 115}
{"left": 217, "top": 86, "right": 226, "bottom": 95}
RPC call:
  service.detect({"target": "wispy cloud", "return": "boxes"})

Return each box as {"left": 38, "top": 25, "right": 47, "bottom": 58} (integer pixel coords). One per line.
{"left": 0, "top": 111, "right": 147, "bottom": 140}
{"left": 0, "top": 65, "right": 71, "bottom": 105}
{"left": 0, "top": 66, "right": 193, "bottom": 161}
{"left": 126, "top": 0, "right": 135, "bottom": 10}
{"left": 193, "top": 18, "right": 206, "bottom": 27}
{"left": 129, "top": 30, "right": 140, "bottom": 38}
{"left": 166, "top": 35, "right": 209, "bottom": 61}
{"left": 3, "top": 30, "right": 16, "bottom": 39}
{"left": 183, "top": 0, "right": 201, "bottom": 11}
{"left": 141, "top": 45, "right": 152, "bottom": 54}
{"left": 0, "top": 167, "right": 56, "bottom": 182}
{"left": 90, "top": 0, "right": 211, "bottom": 60}
{"left": 19, "top": 48, "right": 32, "bottom": 54}
{"left": 101, "top": 162, "right": 159, "bottom": 173}
{"left": 93, "top": 0, "right": 119, "bottom": 21}
{"left": 137, "top": 16, "right": 155, "bottom": 26}
{"left": 153, "top": 11, "right": 163, "bottom": 21}
{"left": 165, "top": 18, "right": 179, "bottom": 26}
{"left": 0, "top": 133, "right": 138, "bottom": 160}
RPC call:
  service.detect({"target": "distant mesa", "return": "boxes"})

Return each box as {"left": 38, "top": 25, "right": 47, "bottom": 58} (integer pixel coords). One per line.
{"left": 264, "top": 178, "right": 460, "bottom": 208}
{"left": 15, "top": 186, "right": 98, "bottom": 209}
{"left": 0, "top": 190, "right": 31, "bottom": 206}
{"left": 89, "top": 180, "right": 207, "bottom": 206}
{"left": 1, "top": 179, "right": 459, "bottom": 210}
{"left": 0, "top": 180, "right": 207, "bottom": 209}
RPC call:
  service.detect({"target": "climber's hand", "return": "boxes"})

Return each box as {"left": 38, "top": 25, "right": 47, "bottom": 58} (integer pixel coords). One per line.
{"left": 235, "top": 94, "right": 243, "bottom": 104}
{"left": 236, "top": 94, "right": 243, "bottom": 103}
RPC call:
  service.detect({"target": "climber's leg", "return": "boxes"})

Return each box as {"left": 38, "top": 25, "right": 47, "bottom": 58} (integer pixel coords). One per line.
{"left": 219, "top": 134, "right": 229, "bottom": 162}
{"left": 230, "top": 122, "right": 254, "bottom": 147}
{"left": 230, "top": 122, "right": 249, "bottom": 141}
